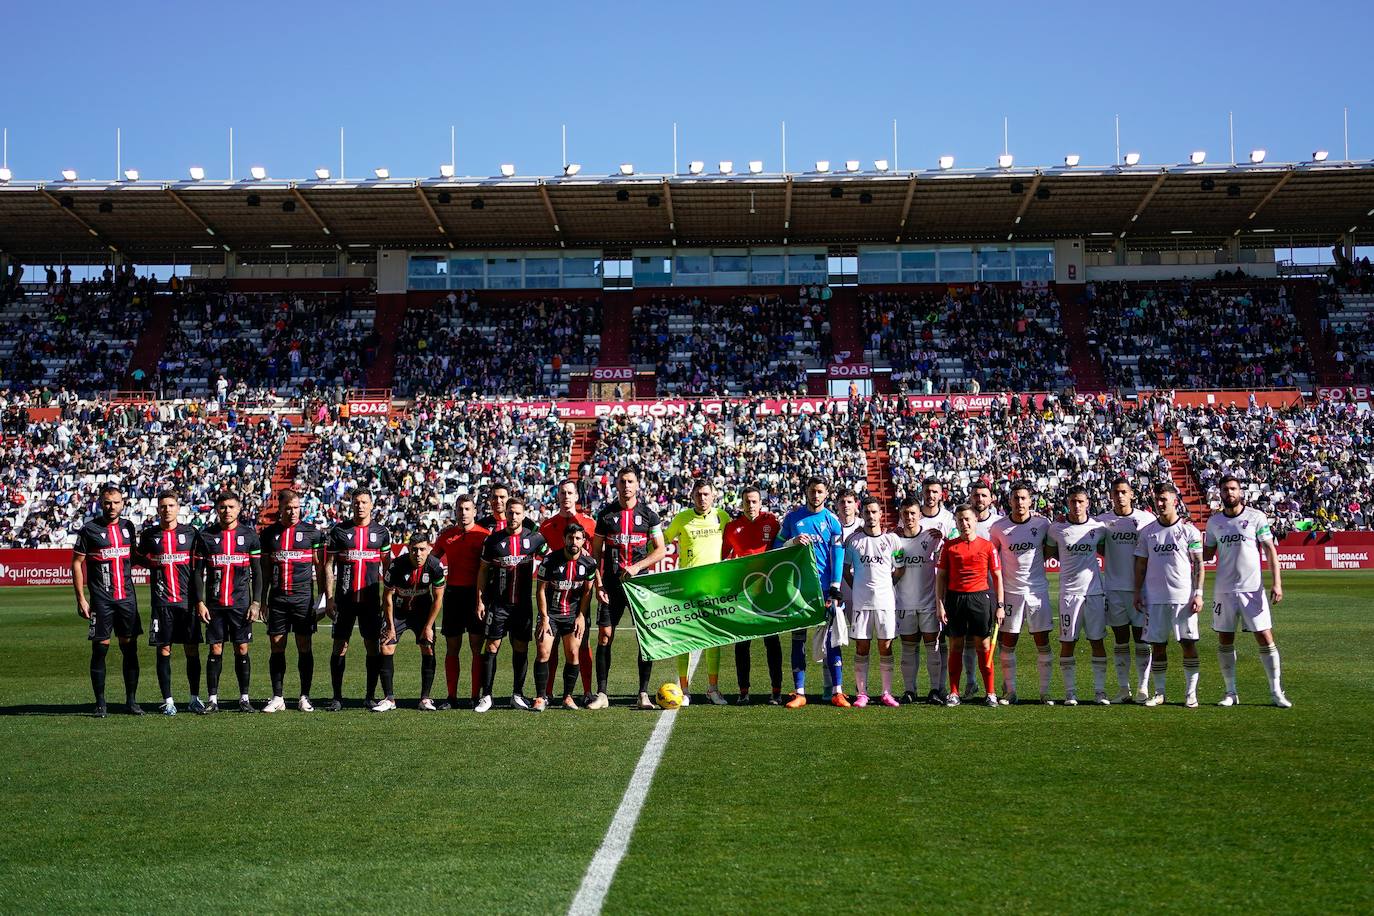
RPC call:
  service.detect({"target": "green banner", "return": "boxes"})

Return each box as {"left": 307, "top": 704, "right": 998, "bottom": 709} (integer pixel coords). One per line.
{"left": 622, "top": 545, "right": 826, "bottom": 661}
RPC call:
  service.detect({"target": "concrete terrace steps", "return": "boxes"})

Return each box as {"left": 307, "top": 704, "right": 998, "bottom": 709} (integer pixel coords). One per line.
{"left": 124, "top": 293, "right": 176, "bottom": 387}
{"left": 1292, "top": 282, "right": 1341, "bottom": 384}
{"left": 862, "top": 424, "right": 897, "bottom": 529}
{"left": 568, "top": 422, "right": 598, "bottom": 480}
{"left": 262, "top": 430, "right": 317, "bottom": 519}
{"left": 1059, "top": 291, "right": 1108, "bottom": 393}
{"left": 1154, "top": 423, "right": 1209, "bottom": 527}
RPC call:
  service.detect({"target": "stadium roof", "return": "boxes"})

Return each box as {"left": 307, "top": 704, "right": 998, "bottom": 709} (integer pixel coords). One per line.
{"left": 0, "top": 160, "right": 1371, "bottom": 264}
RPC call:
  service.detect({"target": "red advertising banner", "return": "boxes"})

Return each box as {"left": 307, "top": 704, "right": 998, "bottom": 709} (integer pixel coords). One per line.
{"left": 590, "top": 367, "right": 635, "bottom": 381}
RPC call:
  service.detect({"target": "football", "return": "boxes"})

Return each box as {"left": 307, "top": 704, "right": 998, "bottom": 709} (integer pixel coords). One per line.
{"left": 656, "top": 682, "right": 684, "bottom": 709}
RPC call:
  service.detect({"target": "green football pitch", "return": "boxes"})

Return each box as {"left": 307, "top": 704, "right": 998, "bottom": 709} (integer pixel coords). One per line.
{"left": 2, "top": 572, "right": 1371, "bottom": 914}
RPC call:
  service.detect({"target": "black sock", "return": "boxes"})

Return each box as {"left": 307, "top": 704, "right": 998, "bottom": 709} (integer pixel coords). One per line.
{"left": 481, "top": 650, "right": 498, "bottom": 697}
{"left": 234, "top": 653, "right": 251, "bottom": 695}
{"left": 365, "top": 654, "right": 380, "bottom": 701}
{"left": 511, "top": 649, "right": 529, "bottom": 696}
{"left": 330, "top": 653, "right": 346, "bottom": 700}
{"left": 90, "top": 642, "right": 109, "bottom": 703}
{"left": 533, "top": 659, "right": 549, "bottom": 700}
{"left": 299, "top": 651, "right": 314, "bottom": 697}
{"left": 185, "top": 651, "right": 201, "bottom": 696}
{"left": 735, "top": 640, "right": 752, "bottom": 693}
{"left": 420, "top": 654, "right": 435, "bottom": 699}
{"left": 207, "top": 653, "right": 223, "bottom": 695}
{"left": 596, "top": 644, "right": 610, "bottom": 693}
{"left": 380, "top": 655, "right": 395, "bottom": 699}
{"left": 156, "top": 653, "right": 172, "bottom": 699}
{"left": 120, "top": 642, "right": 140, "bottom": 703}
{"left": 270, "top": 652, "right": 286, "bottom": 697}
{"left": 637, "top": 655, "right": 654, "bottom": 695}
{"left": 563, "top": 661, "right": 579, "bottom": 698}
{"left": 765, "top": 634, "right": 783, "bottom": 691}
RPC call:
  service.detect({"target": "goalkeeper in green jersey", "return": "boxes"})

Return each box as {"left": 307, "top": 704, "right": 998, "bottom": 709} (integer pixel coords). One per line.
{"left": 662, "top": 478, "right": 734, "bottom": 705}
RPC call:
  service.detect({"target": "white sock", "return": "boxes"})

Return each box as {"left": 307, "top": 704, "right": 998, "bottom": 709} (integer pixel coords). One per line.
{"left": 901, "top": 642, "right": 919, "bottom": 693}
{"left": 1036, "top": 644, "right": 1054, "bottom": 695}
{"left": 1091, "top": 656, "right": 1108, "bottom": 694}
{"left": 963, "top": 647, "right": 978, "bottom": 689}
{"left": 1183, "top": 657, "right": 1200, "bottom": 699}
{"left": 1258, "top": 644, "right": 1282, "bottom": 694}
{"left": 925, "top": 642, "right": 942, "bottom": 692}
{"left": 1135, "top": 643, "right": 1153, "bottom": 694}
{"left": 1218, "top": 644, "right": 1238, "bottom": 694}
{"left": 879, "top": 655, "right": 894, "bottom": 695}
{"left": 855, "top": 654, "right": 869, "bottom": 696}
{"left": 1113, "top": 644, "right": 1131, "bottom": 692}
{"left": 1000, "top": 648, "right": 1017, "bottom": 695}
{"left": 1058, "top": 655, "right": 1076, "bottom": 697}
{"left": 1151, "top": 658, "right": 1168, "bottom": 696}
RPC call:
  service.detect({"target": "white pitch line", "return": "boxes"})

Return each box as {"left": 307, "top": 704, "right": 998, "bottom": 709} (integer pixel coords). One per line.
{"left": 568, "top": 650, "right": 701, "bottom": 916}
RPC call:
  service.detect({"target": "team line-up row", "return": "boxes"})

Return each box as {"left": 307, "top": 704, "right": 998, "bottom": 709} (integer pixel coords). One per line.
{"left": 69, "top": 469, "right": 1290, "bottom": 717}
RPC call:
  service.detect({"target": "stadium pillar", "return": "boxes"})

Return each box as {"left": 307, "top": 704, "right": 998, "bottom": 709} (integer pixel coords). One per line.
{"left": 336, "top": 251, "right": 349, "bottom": 278}
{"left": 1226, "top": 236, "right": 1241, "bottom": 263}
{"left": 223, "top": 251, "right": 237, "bottom": 279}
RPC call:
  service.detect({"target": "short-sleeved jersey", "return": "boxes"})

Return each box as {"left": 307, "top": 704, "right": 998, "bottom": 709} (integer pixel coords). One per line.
{"left": 664, "top": 507, "right": 733, "bottom": 569}
{"left": 1095, "top": 508, "right": 1156, "bottom": 592}
{"left": 482, "top": 529, "right": 548, "bottom": 606}
{"left": 776, "top": 507, "right": 845, "bottom": 590}
{"left": 385, "top": 552, "right": 446, "bottom": 618}
{"left": 539, "top": 512, "right": 596, "bottom": 555}
{"left": 837, "top": 519, "right": 862, "bottom": 605}
{"left": 478, "top": 514, "right": 538, "bottom": 535}
{"left": 537, "top": 550, "right": 599, "bottom": 618}
{"left": 974, "top": 510, "right": 1003, "bottom": 541}
{"left": 433, "top": 523, "right": 491, "bottom": 587}
{"left": 137, "top": 523, "right": 197, "bottom": 608}
{"left": 722, "top": 512, "right": 780, "bottom": 559}
{"left": 1135, "top": 517, "right": 1204, "bottom": 604}
{"left": 894, "top": 510, "right": 956, "bottom": 609}
{"left": 260, "top": 521, "right": 325, "bottom": 605}
{"left": 1205, "top": 507, "right": 1274, "bottom": 594}
{"left": 845, "top": 529, "right": 903, "bottom": 611}
{"left": 989, "top": 514, "right": 1051, "bottom": 594}
{"left": 194, "top": 523, "right": 261, "bottom": 609}
{"left": 1048, "top": 519, "right": 1107, "bottom": 596}
{"left": 595, "top": 501, "right": 663, "bottom": 582}
{"left": 75, "top": 517, "right": 139, "bottom": 605}
{"left": 327, "top": 522, "right": 391, "bottom": 596}
{"left": 939, "top": 536, "right": 1000, "bottom": 593}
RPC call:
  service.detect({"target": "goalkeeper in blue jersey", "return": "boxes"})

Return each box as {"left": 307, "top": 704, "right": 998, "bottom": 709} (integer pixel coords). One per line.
{"left": 774, "top": 476, "right": 850, "bottom": 708}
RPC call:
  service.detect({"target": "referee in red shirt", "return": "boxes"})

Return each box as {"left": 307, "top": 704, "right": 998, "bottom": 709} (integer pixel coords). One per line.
{"left": 722, "top": 486, "right": 783, "bottom": 705}
{"left": 936, "top": 504, "right": 1005, "bottom": 707}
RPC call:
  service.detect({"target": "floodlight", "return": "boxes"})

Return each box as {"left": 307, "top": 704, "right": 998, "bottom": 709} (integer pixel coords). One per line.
{"left": 748, "top": 160, "right": 764, "bottom": 174}
{"left": 562, "top": 163, "right": 581, "bottom": 176}
{"left": 123, "top": 169, "right": 139, "bottom": 181}
{"left": 1064, "top": 154, "right": 1081, "bottom": 167}
{"left": 1189, "top": 150, "right": 1206, "bottom": 165}
{"left": 62, "top": 169, "right": 78, "bottom": 181}
{"left": 687, "top": 161, "right": 704, "bottom": 175}
{"left": 374, "top": 167, "right": 390, "bottom": 179}
{"left": 189, "top": 166, "right": 205, "bottom": 180}
{"left": 1312, "top": 150, "right": 1329, "bottom": 162}
{"left": 815, "top": 160, "right": 831, "bottom": 173}
{"left": 997, "top": 154, "right": 1014, "bottom": 169}
{"left": 0, "top": 168, "right": 10, "bottom": 182}
{"left": 439, "top": 164, "right": 455, "bottom": 178}
{"left": 315, "top": 167, "right": 331, "bottom": 180}
{"left": 938, "top": 155, "right": 955, "bottom": 170}
{"left": 1123, "top": 152, "right": 1141, "bottom": 166}
{"left": 844, "top": 160, "right": 860, "bottom": 172}
{"left": 718, "top": 161, "right": 733, "bottom": 174}
{"left": 499, "top": 163, "right": 516, "bottom": 177}
{"left": 1249, "top": 149, "right": 1266, "bottom": 164}
{"left": 250, "top": 166, "right": 267, "bottom": 180}
{"left": 619, "top": 163, "right": 634, "bottom": 176}
{"left": 873, "top": 159, "right": 889, "bottom": 172}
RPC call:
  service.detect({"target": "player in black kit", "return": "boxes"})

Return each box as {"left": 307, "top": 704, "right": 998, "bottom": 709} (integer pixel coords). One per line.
{"left": 474, "top": 497, "right": 547, "bottom": 712}
{"left": 379, "top": 532, "right": 447, "bottom": 711}
{"left": 193, "top": 492, "right": 263, "bottom": 713}
{"left": 324, "top": 490, "right": 392, "bottom": 711}
{"left": 534, "top": 524, "right": 598, "bottom": 711}
{"left": 135, "top": 491, "right": 201, "bottom": 715}
{"left": 72, "top": 483, "right": 142, "bottom": 717}
{"left": 258, "top": 489, "right": 326, "bottom": 713}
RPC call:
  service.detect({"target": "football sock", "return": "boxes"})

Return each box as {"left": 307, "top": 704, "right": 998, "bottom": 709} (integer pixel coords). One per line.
{"left": 1058, "top": 655, "right": 1076, "bottom": 698}
{"left": 1113, "top": 643, "right": 1131, "bottom": 692}
{"left": 1151, "top": 657, "right": 1168, "bottom": 696}
{"left": 234, "top": 653, "right": 251, "bottom": 695}
{"left": 481, "top": 650, "right": 497, "bottom": 698}
{"left": 330, "top": 653, "right": 346, "bottom": 700}
{"left": 1000, "top": 647, "right": 1016, "bottom": 695}
{"left": 854, "top": 654, "right": 869, "bottom": 696}
{"left": 545, "top": 656, "right": 558, "bottom": 696}
{"left": 735, "top": 640, "right": 752, "bottom": 693}
{"left": 963, "top": 646, "right": 978, "bottom": 690}
{"left": 925, "top": 641, "right": 942, "bottom": 692}
{"left": 879, "top": 655, "right": 893, "bottom": 696}
{"left": 470, "top": 653, "right": 482, "bottom": 699}
{"left": 1258, "top": 643, "right": 1282, "bottom": 693}
{"left": 379, "top": 655, "right": 395, "bottom": 699}
{"left": 637, "top": 656, "right": 654, "bottom": 695}
{"left": 579, "top": 643, "right": 593, "bottom": 694}
{"left": 444, "top": 654, "right": 459, "bottom": 700}
{"left": 1091, "top": 655, "right": 1108, "bottom": 695}
{"left": 364, "top": 654, "right": 379, "bottom": 701}
{"left": 977, "top": 645, "right": 996, "bottom": 695}
{"left": 534, "top": 660, "right": 550, "bottom": 700}
{"left": 595, "top": 644, "right": 611, "bottom": 694}
{"left": 90, "top": 642, "right": 109, "bottom": 702}
{"left": 826, "top": 645, "right": 844, "bottom": 694}
{"left": 299, "top": 651, "right": 314, "bottom": 697}
{"left": 935, "top": 640, "right": 949, "bottom": 695}
{"left": 1036, "top": 644, "right": 1053, "bottom": 695}
{"left": 1218, "top": 644, "right": 1238, "bottom": 694}
{"left": 1183, "top": 657, "right": 1200, "bottom": 698}
{"left": 764, "top": 635, "right": 783, "bottom": 691}
{"left": 900, "top": 642, "right": 919, "bottom": 693}
{"left": 947, "top": 644, "right": 964, "bottom": 694}
{"left": 676, "top": 654, "right": 690, "bottom": 679}
{"left": 156, "top": 653, "right": 172, "bottom": 702}
{"left": 704, "top": 646, "right": 721, "bottom": 678}
{"left": 270, "top": 652, "right": 286, "bottom": 697}
{"left": 207, "top": 652, "right": 223, "bottom": 695}
{"left": 563, "top": 661, "right": 579, "bottom": 698}
{"left": 511, "top": 649, "right": 529, "bottom": 696}
{"left": 791, "top": 631, "right": 807, "bottom": 693}
{"left": 420, "top": 654, "right": 435, "bottom": 700}
{"left": 1135, "top": 643, "right": 1152, "bottom": 695}
{"left": 120, "top": 642, "right": 140, "bottom": 703}
{"left": 185, "top": 651, "right": 201, "bottom": 696}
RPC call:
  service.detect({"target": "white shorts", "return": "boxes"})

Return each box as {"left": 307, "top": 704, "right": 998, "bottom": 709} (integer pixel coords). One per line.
{"left": 1106, "top": 590, "right": 1144, "bottom": 629}
{"left": 1144, "top": 602, "right": 1201, "bottom": 644}
{"left": 1058, "top": 593, "right": 1107, "bottom": 642}
{"left": 851, "top": 605, "right": 897, "bottom": 641}
{"left": 1211, "top": 589, "right": 1272, "bottom": 634}
{"left": 1003, "top": 589, "right": 1052, "bottom": 635}
{"left": 896, "top": 605, "right": 938, "bottom": 637}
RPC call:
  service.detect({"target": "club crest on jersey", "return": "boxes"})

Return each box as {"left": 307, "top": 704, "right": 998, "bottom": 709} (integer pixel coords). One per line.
{"left": 370, "top": 533, "right": 377, "bottom": 542}
{"left": 179, "top": 535, "right": 186, "bottom": 544}
{"left": 237, "top": 536, "right": 244, "bottom": 545}
{"left": 295, "top": 532, "right": 303, "bottom": 542}
{"left": 522, "top": 538, "right": 530, "bottom": 549}
{"left": 635, "top": 516, "right": 642, "bottom": 525}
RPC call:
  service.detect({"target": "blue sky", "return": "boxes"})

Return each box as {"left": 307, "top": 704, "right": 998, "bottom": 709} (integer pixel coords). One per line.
{"left": 3, "top": 0, "right": 1369, "bottom": 182}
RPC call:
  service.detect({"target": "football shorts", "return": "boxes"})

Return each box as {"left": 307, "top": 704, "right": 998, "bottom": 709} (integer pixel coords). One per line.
{"left": 1002, "top": 588, "right": 1052, "bottom": 634}
{"left": 896, "top": 604, "right": 939, "bottom": 637}
{"left": 148, "top": 604, "right": 200, "bottom": 646}
{"left": 850, "top": 605, "right": 897, "bottom": 641}
{"left": 332, "top": 589, "right": 383, "bottom": 642}
{"left": 267, "top": 599, "right": 317, "bottom": 637}
{"left": 943, "top": 590, "right": 994, "bottom": 639}
{"left": 1211, "top": 589, "right": 1272, "bottom": 634}
{"left": 1144, "top": 601, "right": 1201, "bottom": 644}
{"left": 205, "top": 605, "right": 253, "bottom": 646}
{"left": 1057, "top": 593, "right": 1107, "bottom": 642}
{"left": 441, "top": 585, "right": 482, "bottom": 637}
{"left": 1106, "top": 590, "right": 1145, "bottom": 629}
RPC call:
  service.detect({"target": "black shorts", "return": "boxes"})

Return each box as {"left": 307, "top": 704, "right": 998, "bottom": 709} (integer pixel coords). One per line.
{"left": 267, "top": 599, "right": 317, "bottom": 637}
{"left": 88, "top": 597, "right": 141, "bottom": 642}
{"left": 595, "top": 579, "right": 629, "bottom": 629}
{"left": 944, "top": 590, "right": 994, "bottom": 639}
{"left": 543, "top": 615, "right": 581, "bottom": 639}
{"left": 333, "top": 589, "right": 383, "bottom": 642}
{"left": 391, "top": 612, "right": 436, "bottom": 647}
{"left": 441, "top": 585, "right": 482, "bottom": 637}
{"left": 485, "top": 603, "right": 533, "bottom": 642}
{"left": 206, "top": 605, "right": 253, "bottom": 646}
{"left": 148, "top": 604, "right": 200, "bottom": 646}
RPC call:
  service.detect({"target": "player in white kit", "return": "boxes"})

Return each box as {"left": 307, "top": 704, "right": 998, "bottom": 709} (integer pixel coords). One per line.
{"left": 989, "top": 481, "right": 1054, "bottom": 704}
{"left": 1096, "top": 478, "right": 1156, "bottom": 702}
{"left": 1133, "top": 481, "right": 1205, "bottom": 708}
{"left": 844, "top": 497, "right": 905, "bottom": 707}
{"left": 828, "top": 488, "right": 862, "bottom": 698}
{"left": 963, "top": 481, "right": 1002, "bottom": 697}
{"left": 893, "top": 486, "right": 954, "bottom": 704}
{"left": 1204, "top": 475, "right": 1290, "bottom": 708}
{"left": 1045, "top": 486, "right": 1109, "bottom": 705}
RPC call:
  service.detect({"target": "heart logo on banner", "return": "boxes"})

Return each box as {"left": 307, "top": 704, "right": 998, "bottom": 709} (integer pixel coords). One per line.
{"left": 741, "top": 562, "right": 804, "bottom": 619}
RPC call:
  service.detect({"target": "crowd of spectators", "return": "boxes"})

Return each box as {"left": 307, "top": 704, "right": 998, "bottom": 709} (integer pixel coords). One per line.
{"left": 0, "top": 399, "right": 286, "bottom": 548}
{"left": 860, "top": 283, "right": 1070, "bottom": 393}
{"left": 156, "top": 283, "right": 378, "bottom": 402}
{"left": 393, "top": 291, "right": 600, "bottom": 398}
{"left": 289, "top": 398, "right": 574, "bottom": 538}
{"left": 630, "top": 291, "right": 827, "bottom": 396}
{"left": 1084, "top": 282, "right": 1312, "bottom": 390}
